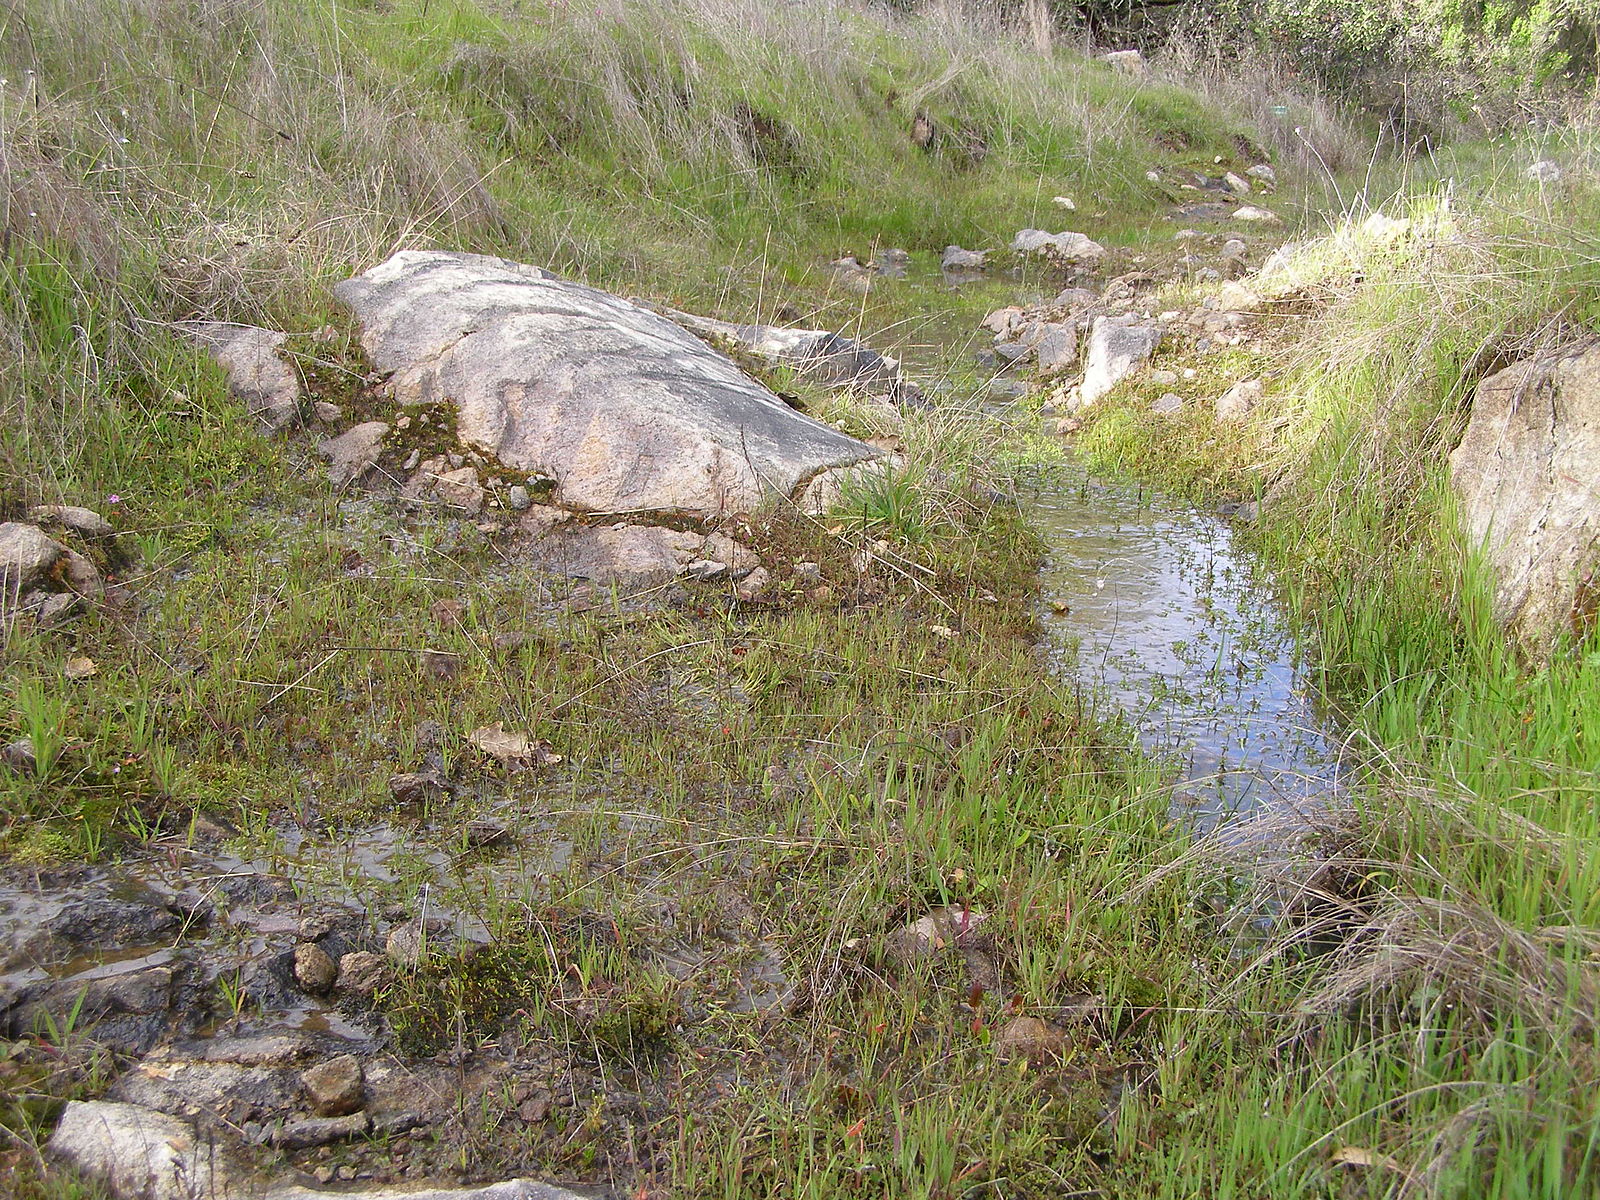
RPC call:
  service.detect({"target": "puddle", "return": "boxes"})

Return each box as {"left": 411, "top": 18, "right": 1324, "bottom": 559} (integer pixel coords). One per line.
{"left": 1031, "top": 457, "right": 1345, "bottom": 825}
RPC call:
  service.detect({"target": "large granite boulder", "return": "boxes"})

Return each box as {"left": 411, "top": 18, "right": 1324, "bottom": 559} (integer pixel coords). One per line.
{"left": 1449, "top": 342, "right": 1600, "bottom": 654}
{"left": 334, "top": 251, "right": 880, "bottom": 516}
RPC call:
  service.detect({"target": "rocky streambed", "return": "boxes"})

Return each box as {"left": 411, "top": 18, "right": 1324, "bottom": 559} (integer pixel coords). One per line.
{"left": 3, "top": 181, "right": 1355, "bottom": 1200}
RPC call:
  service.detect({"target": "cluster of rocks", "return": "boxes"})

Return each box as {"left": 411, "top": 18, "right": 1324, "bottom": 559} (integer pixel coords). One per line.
{"left": 1, "top": 852, "right": 606, "bottom": 1199}
{"left": 973, "top": 245, "right": 1269, "bottom": 422}
{"left": 0, "top": 505, "right": 119, "bottom": 625}
{"left": 187, "top": 250, "right": 910, "bottom": 594}
{"left": 827, "top": 247, "right": 914, "bottom": 289}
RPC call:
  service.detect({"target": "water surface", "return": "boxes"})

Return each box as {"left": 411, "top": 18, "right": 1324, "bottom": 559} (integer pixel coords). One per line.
{"left": 1032, "top": 458, "right": 1345, "bottom": 825}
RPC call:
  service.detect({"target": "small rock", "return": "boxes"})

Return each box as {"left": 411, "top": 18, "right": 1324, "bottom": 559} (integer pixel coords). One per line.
{"left": 1174, "top": 229, "right": 1202, "bottom": 241}
{"left": 1152, "top": 393, "right": 1185, "bottom": 415}
{"left": 37, "top": 592, "right": 81, "bottom": 625}
{"left": 1215, "top": 379, "right": 1263, "bottom": 421}
{"left": 293, "top": 943, "right": 338, "bottom": 995}
{"left": 1033, "top": 323, "right": 1078, "bottom": 375}
{"left": 1246, "top": 163, "right": 1277, "bottom": 185}
{"left": 26, "top": 505, "right": 113, "bottom": 539}
{"left": 1527, "top": 160, "right": 1562, "bottom": 183}
{"left": 313, "top": 401, "right": 343, "bottom": 423}
{"left": 981, "top": 306, "right": 1023, "bottom": 336}
{"left": 1010, "top": 229, "right": 1106, "bottom": 263}
{"left": 1052, "top": 195, "right": 1076, "bottom": 210}
{"left": 338, "top": 951, "right": 387, "bottom": 996}
{"left": 1099, "top": 48, "right": 1146, "bottom": 74}
{"left": 274, "top": 1110, "right": 370, "bottom": 1148}
{"left": 433, "top": 466, "right": 484, "bottom": 514}
{"left": 388, "top": 770, "right": 450, "bottom": 804}
{"left": 940, "top": 245, "right": 987, "bottom": 271}
{"left": 883, "top": 906, "right": 988, "bottom": 966}
{"left": 177, "top": 322, "right": 302, "bottom": 432}
{"left": 1232, "top": 205, "right": 1282, "bottom": 224}
{"left": 1223, "top": 171, "right": 1252, "bottom": 195}
{"left": 735, "top": 566, "right": 771, "bottom": 601}
{"left": 994, "top": 1015, "right": 1067, "bottom": 1062}
{"left": 792, "top": 561, "right": 823, "bottom": 587}
{"left": 59, "top": 549, "right": 103, "bottom": 596}
{"left": 422, "top": 650, "right": 461, "bottom": 680}
{"left": 506, "top": 484, "right": 531, "bottom": 511}
{"left": 318, "top": 422, "right": 390, "bottom": 487}
{"left": 876, "top": 248, "right": 910, "bottom": 277}
{"left": 2, "top": 737, "right": 37, "bottom": 773}
{"left": 1149, "top": 369, "right": 1179, "bottom": 386}
{"left": 0, "top": 522, "right": 64, "bottom": 594}
{"left": 386, "top": 917, "right": 444, "bottom": 967}
{"left": 300, "top": 1054, "right": 364, "bottom": 1117}
{"left": 1053, "top": 287, "right": 1098, "bottom": 309}
{"left": 1079, "top": 316, "right": 1162, "bottom": 408}
{"left": 1145, "top": 169, "right": 1161, "bottom": 183}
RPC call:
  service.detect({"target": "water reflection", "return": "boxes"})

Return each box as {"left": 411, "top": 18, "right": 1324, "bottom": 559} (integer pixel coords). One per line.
{"left": 1032, "top": 457, "right": 1345, "bottom": 824}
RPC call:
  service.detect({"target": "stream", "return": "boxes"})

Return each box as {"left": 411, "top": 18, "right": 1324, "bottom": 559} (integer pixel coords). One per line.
{"left": 1032, "top": 456, "right": 1347, "bottom": 826}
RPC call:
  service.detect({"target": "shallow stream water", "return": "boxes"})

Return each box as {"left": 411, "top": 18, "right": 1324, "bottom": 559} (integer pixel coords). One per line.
{"left": 1031, "top": 456, "right": 1346, "bottom": 826}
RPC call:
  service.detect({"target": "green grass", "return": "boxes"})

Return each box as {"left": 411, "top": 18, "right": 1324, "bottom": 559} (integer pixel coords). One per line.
{"left": 18, "top": 1, "right": 1597, "bottom": 1197}
{"left": 1066, "top": 134, "right": 1600, "bottom": 1197}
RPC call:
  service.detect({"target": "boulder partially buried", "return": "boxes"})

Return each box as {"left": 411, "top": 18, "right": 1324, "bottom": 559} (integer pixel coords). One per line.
{"left": 335, "top": 251, "right": 880, "bottom": 516}
{"left": 1079, "top": 316, "right": 1162, "bottom": 407}
{"left": 1450, "top": 342, "right": 1600, "bottom": 654}
{"left": 177, "top": 322, "right": 302, "bottom": 432}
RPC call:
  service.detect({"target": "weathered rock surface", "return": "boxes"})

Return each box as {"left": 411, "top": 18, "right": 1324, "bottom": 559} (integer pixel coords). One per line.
{"left": 27, "top": 505, "right": 115, "bottom": 539}
{"left": 516, "top": 518, "right": 758, "bottom": 584}
{"left": 1449, "top": 342, "right": 1600, "bottom": 653}
{"left": 335, "top": 251, "right": 879, "bottom": 516}
{"left": 1010, "top": 229, "right": 1106, "bottom": 263}
{"left": 1079, "top": 317, "right": 1162, "bottom": 407}
{"left": 319, "top": 422, "right": 391, "bottom": 487}
{"left": 178, "top": 322, "right": 302, "bottom": 432}
{"left": 50, "top": 1100, "right": 596, "bottom": 1200}
{"left": 49, "top": 1100, "right": 236, "bottom": 1200}
{"left": 0, "top": 522, "right": 65, "bottom": 594}
{"left": 661, "top": 309, "right": 919, "bottom": 404}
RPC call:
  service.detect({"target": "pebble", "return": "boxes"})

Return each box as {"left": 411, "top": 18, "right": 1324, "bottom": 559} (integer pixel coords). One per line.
{"left": 293, "top": 942, "right": 338, "bottom": 994}
{"left": 994, "top": 1015, "right": 1067, "bottom": 1063}
{"left": 301, "top": 1054, "right": 365, "bottom": 1117}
